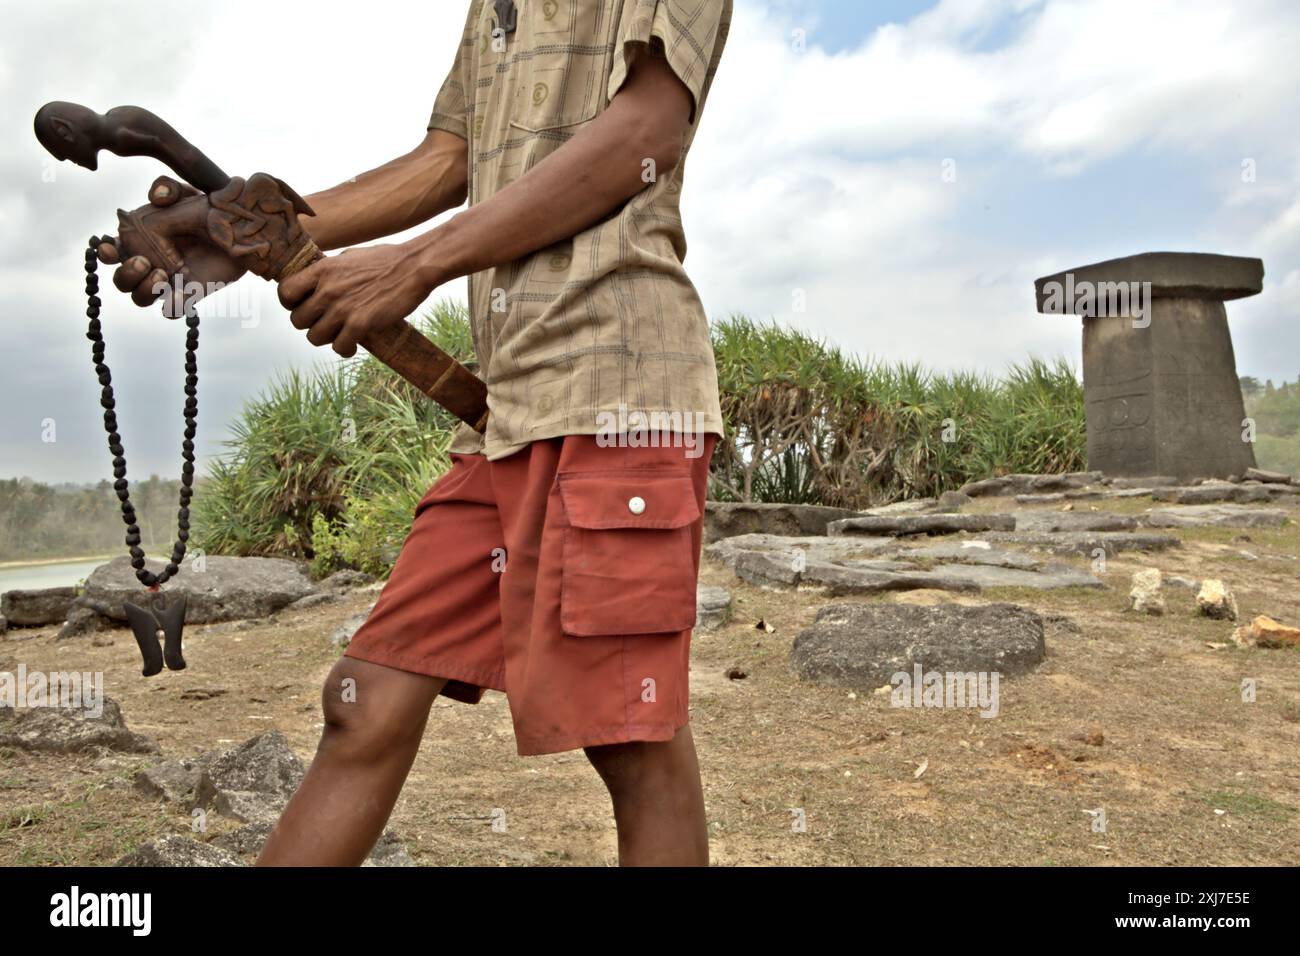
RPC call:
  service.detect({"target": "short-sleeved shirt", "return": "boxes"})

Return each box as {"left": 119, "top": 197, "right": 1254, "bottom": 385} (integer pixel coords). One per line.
{"left": 426, "top": 0, "right": 731, "bottom": 459}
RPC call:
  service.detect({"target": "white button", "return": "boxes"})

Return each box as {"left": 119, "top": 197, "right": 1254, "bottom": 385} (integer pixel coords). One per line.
{"left": 628, "top": 496, "right": 646, "bottom": 515}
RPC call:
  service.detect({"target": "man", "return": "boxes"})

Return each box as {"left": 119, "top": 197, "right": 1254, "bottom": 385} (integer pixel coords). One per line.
{"left": 101, "top": 0, "right": 730, "bottom": 866}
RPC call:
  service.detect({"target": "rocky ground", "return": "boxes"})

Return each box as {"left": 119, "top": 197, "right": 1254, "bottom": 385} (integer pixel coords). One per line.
{"left": 2, "top": 469, "right": 1298, "bottom": 866}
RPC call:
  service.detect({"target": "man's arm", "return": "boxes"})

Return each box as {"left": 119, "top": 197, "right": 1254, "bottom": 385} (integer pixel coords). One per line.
{"left": 279, "top": 48, "right": 695, "bottom": 358}
{"left": 100, "top": 128, "right": 469, "bottom": 306}
{"left": 303, "top": 128, "right": 468, "bottom": 251}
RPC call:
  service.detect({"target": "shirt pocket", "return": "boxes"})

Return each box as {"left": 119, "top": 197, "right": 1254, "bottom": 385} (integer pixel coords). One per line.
{"left": 557, "top": 468, "right": 701, "bottom": 637}
{"left": 508, "top": 0, "right": 611, "bottom": 134}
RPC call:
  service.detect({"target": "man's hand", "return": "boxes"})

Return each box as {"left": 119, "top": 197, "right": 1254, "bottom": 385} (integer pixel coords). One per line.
{"left": 97, "top": 175, "right": 247, "bottom": 318}
{"left": 278, "top": 243, "right": 438, "bottom": 358}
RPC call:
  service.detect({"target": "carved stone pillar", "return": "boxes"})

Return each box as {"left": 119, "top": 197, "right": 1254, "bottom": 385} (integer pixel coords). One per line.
{"left": 1034, "top": 252, "right": 1263, "bottom": 480}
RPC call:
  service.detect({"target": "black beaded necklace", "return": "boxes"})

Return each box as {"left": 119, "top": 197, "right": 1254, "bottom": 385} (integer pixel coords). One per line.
{"left": 85, "top": 236, "right": 194, "bottom": 676}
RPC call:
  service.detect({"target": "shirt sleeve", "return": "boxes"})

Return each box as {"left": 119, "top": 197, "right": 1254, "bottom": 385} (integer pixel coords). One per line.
{"left": 607, "top": 0, "right": 730, "bottom": 123}
{"left": 426, "top": 4, "right": 476, "bottom": 139}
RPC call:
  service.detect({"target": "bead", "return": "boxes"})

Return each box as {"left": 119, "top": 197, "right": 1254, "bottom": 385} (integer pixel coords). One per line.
{"left": 131, "top": 557, "right": 146, "bottom": 571}
{"left": 165, "top": 562, "right": 179, "bottom": 576}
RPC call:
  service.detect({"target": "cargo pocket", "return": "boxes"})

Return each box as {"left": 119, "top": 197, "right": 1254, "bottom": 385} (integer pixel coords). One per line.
{"left": 558, "top": 469, "right": 701, "bottom": 637}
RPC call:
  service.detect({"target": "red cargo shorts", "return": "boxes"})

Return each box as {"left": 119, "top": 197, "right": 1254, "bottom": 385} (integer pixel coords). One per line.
{"left": 343, "top": 432, "right": 716, "bottom": 756}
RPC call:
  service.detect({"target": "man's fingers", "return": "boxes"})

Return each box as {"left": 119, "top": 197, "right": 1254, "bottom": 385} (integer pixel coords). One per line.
{"left": 304, "top": 307, "right": 345, "bottom": 348}
{"left": 131, "top": 268, "right": 169, "bottom": 309}
{"left": 332, "top": 321, "right": 362, "bottom": 359}
{"left": 113, "top": 255, "right": 153, "bottom": 293}
{"left": 278, "top": 260, "right": 322, "bottom": 309}
{"left": 289, "top": 293, "right": 328, "bottom": 331}
{"left": 96, "top": 238, "right": 121, "bottom": 265}
{"left": 149, "top": 176, "right": 199, "bottom": 207}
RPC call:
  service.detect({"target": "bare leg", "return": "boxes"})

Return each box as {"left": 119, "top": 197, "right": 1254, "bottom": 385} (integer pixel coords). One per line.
{"left": 584, "top": 724, "right": 708, "bottom": 866}
{"left": 257, "top": 657, "right": 445, "bottom": 866}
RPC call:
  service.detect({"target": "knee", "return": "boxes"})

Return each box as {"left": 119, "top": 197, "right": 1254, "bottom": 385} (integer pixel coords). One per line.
{"left": 318, "top": 659, "right": 421, "bottom": 756}
{"left": 585, "top": 741, "right": 656, "bottom": 797}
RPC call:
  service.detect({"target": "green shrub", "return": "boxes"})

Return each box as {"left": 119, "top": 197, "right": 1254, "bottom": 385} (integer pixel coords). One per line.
{"left": 709, "top": 315, "right": 1085, "bottom": 507}
{"left": 197, "top": 305, "right": 1089, "bottom": 573}
{"left": 194, "top": 300, "right": 473, "bottom": 575}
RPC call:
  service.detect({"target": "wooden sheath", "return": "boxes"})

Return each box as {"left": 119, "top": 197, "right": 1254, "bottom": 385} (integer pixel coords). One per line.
{"left": 290, "top": 246, "right": 488, "bottom": 433}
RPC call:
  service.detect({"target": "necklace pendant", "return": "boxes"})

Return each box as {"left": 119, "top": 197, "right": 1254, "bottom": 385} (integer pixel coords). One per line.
{"left": 123, "top": 590, "right": 188, "bottom": 677}
{"left": 493, "top": 0, "right": 518, "bottom": 35}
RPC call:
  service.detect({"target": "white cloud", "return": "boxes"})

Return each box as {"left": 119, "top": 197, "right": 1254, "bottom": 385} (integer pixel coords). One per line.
{"left": 3, "top": 0, "right": 1298, "bottom": 481}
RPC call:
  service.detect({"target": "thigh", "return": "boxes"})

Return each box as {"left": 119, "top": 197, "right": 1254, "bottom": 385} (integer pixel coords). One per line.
{"left": 344, "top": 453, "right": 509, "bottom": 700}
{"left": 491, "top": 434, "right": 716, "bottom": 756}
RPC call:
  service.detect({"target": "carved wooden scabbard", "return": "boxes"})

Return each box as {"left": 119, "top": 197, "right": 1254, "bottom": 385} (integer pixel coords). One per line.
{"left": 36, "top": 101, "right": 489, "bottom": 434}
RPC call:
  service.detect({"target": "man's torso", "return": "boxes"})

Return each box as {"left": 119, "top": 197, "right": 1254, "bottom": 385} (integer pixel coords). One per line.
{"left": 429, "top": 0, "right": 731, "bottom": 458}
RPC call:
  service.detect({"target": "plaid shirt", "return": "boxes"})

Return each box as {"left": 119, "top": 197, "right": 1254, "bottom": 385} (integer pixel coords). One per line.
{"left": 428, "top": 0, "right": 731, "bottom": 458}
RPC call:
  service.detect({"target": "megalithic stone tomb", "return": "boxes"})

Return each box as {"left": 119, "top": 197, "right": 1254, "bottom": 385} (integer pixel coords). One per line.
{"left": 1034, "top": 252, "right": 1264, "bottom": 481}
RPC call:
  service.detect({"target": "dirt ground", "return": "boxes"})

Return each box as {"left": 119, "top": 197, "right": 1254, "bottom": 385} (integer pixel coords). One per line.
{"left": 2, "top": 495, "right": 1298, "bottom": 866}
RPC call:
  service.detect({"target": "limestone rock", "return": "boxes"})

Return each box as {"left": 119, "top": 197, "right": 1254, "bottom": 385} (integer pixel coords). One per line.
{"left": 82, "top": 555, "right": 316, "bottom": 624}
{"left": 210, "top": 822, "right": 414, "bottom": 865}
{"left": 1104, "top": 476, "right": 1181, "bottom": 489}
{"left": 828, "top": 514, "right": 1016, "bottom": 537}
{"left": 901, "top": 541, "right": 1043, "bottom": 570}
{"left": 1, "top": 586, "right": 78, "bottom": 627}
{"left": 115, "top": 835, "right": 243, "bottom": 867}
{"left": 1195, "top": 579, "right": 1238, "bottom": 622}
{"left": 1244, "top": 468, "right": 1291, "bottom": 484}
{"left": 934, "top": 490, "right": 972, "bottom": 511}
{"left": 705, "top": 534, "right": 892, "bottom": 570}
{"left": 0, "top": 696, "right": 158, "bottom": 754}
{"left": 958, "top": 472, "right": 1103, "bottom": 498}
{"left": 364, "top": 831, "right": 418, "bottom": 867}
{"left": 280, "top": 592, "right": 338, "bottom": 613}
{"left": 135, "top": 757, "right": 209, "bottom": 809}
{"left": 695, "top": 586, "right": 732, "bottom": 630}
{"left": 55, "top": 601, "right": 114, "bottom": 640}
{"left": 1232, "top": 615, "right": 1300, "bottom": 649}
{"left": 330, "top": 604, "right": 377, "bottom": 648}
{"left": 1129, "top": 568, "right": 1165, "bottom": 615}
{"left": 214, "top": 789, "right": 282, "bottom": 825}
{"left": 860, "top": 499, "right": 935, "bottom": 516}
{"left": 1012, "top": 511, "right": 1137, "bottom": 533}
{"left": 983, "top": 530, "right": 1180, "bottom": 557}
{"left": 318, "top": 569, "right": 377, "bottom": 591}
{"left": 792, "top": 602, "right": 1045, "bottom": 689}
{"left": 1143, "top": 505, "right": 1288, "bottom": 529}
{"left": 194, "top": 731, "right": 305, "bottom": 821}
{"left": 704, "top": 501, "right": 859, "bottom": 544}
{"left": 1151, "top": 485, "right": 1274, "bottom": 505}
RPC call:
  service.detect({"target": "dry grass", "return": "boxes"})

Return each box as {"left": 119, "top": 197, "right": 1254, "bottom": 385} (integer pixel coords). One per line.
{"left": 2, "top": 497, "right": 1298, "bottom": 866}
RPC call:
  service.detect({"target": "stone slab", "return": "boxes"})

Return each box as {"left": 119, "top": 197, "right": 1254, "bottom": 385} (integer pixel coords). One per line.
{"left": 704, "top": 501, "right": 860, "bottom": 544}
{"left": 1141, "top": 504, "right": 1288, "bottom": 529}
{"left": 982, "top": 530, "right": 1181, "bottom": 556}
{"left": 792, "top": 603, "right": 1046, "bottom": 689}
{"left": 828, "top": 514, "right": 1016, "bottom": 537}
{"left": 1034, "top": 252, "right": 1264, "bottom": 312}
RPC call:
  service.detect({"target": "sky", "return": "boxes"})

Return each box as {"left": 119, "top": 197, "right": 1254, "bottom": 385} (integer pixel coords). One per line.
{"left": 2, "top": 0, "right": 1297, "bottom": 484}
